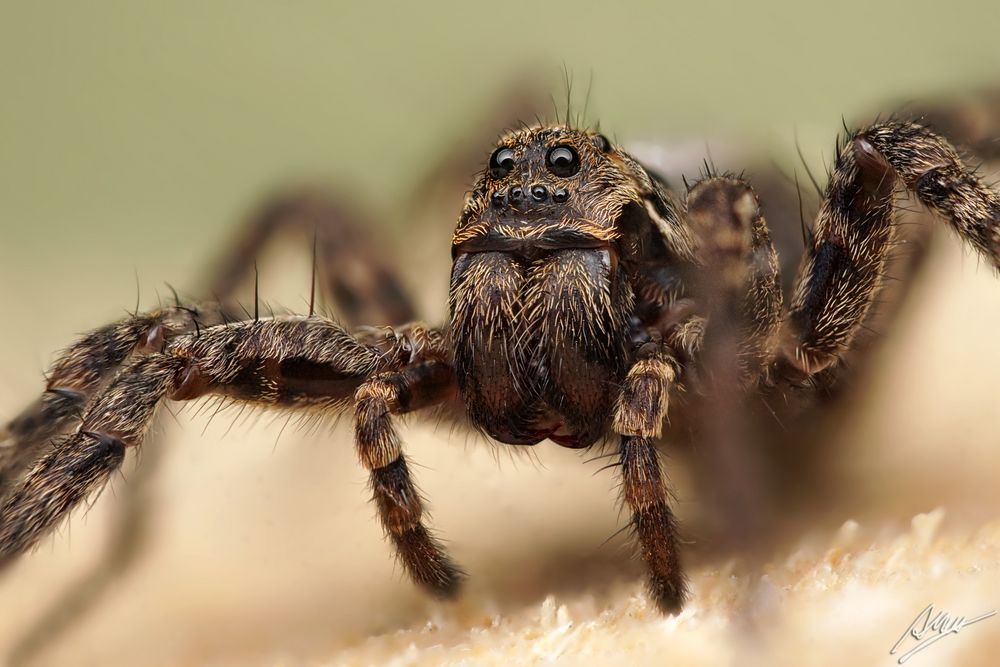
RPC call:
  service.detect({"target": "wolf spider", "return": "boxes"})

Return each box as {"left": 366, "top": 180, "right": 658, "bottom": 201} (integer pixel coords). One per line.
{"left": 2, "top": 89, "right": 1000, "bottom": 656}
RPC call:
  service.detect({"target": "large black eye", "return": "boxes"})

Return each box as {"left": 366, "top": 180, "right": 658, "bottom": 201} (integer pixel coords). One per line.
{"left": 546, "top": 145, "right": 580, "bottom": 177}
{"left": 489, "top": 147, "right": 515, "bottom": 178}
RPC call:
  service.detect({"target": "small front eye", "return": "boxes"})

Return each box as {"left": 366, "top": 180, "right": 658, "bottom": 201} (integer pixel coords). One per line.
{"left": 489, "top": 147, "right": 515, "bottom": 178}
{"left": 546, "top": 145, "right": 580, "bottom": 177}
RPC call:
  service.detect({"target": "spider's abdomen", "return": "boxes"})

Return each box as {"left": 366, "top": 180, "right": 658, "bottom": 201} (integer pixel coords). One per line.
{"left": 449, "top": 247, "right": 633, "bottom": 448}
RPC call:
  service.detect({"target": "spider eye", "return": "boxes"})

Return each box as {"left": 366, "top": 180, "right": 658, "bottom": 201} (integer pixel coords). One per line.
{"left": 546, "top": 145, "right": 580, "bottom": 177}
{"left": 489, "top": 147, "right": 515, "bottom": 178}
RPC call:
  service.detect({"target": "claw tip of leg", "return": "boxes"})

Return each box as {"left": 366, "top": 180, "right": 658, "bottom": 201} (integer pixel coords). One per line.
{"left": 648, "top": 575, "right": 688, "bottom": 616}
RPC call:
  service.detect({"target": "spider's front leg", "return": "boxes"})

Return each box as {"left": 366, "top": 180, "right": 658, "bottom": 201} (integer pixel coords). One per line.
{"left": 0, "top": 317, "right": 461, "bottom": 587}
{"left": 778, "top": 121, "right": 1000, "bottom": 380}
{"left": 354, "top": 347, "right": 464, "bottom": 595}
{"left": 613, "top": 351, "right": 686, "bottom": 613}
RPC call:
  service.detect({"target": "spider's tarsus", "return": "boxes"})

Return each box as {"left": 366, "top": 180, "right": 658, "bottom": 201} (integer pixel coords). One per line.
{"left": 648, "top": 572, "right": 689, "bottom": 616}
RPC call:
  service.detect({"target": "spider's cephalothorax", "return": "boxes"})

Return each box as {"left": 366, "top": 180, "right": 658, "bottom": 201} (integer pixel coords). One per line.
{"left": 4, "top": 109, "right": 1000, "bottom": 628}
{"left": 449, "top": 126, "right": 688, "bottom": 448}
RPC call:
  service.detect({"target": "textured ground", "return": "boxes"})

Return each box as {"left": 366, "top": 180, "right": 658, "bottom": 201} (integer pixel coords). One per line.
{"left": 329, "top": 510, "right": 1000, "bottom": 667}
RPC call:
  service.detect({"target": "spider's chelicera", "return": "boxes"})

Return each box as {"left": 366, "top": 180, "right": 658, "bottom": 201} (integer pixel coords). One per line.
{"left": 2, "top": 118, "right": 1000, "bottom": 616}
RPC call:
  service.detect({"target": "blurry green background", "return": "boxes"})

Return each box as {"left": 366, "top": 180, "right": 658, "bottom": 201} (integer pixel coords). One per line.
{"left": 2, "top": 1, "right": 999, "bottom": 346}
{"left": 3, "top": 2, "right": 1000, "bottom": 665}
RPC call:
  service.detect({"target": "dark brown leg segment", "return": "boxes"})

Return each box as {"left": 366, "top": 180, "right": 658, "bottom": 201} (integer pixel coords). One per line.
{"left": 0, "top": 316, "right": 401, "bottom": 569}
{"left": 619, "top": 433, "right": 686, "bottom": 614}
{"left": 782, "top": 121, "right": 1000, "bottom": 378}
{"left": 865, "top": 122, "right": 1000, "bottom": 264}
{"left": 0, "top": 355, "right": 179, "bottom": 567}
{"left": 784, "top": 135, "right": 896, "bottom": 375}
{"left": 354, "top": 361, "right": 462, "bottom": 596}
{"left": 0, "top": 304, "right": 228, "bottom": 503}
{"left": 5, "top": 436, "right": 162, "bottom": 667}
{"left": 613, "top": 354, "right": 686, "bottom": 613}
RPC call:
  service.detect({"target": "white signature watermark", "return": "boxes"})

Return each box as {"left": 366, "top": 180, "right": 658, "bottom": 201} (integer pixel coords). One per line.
{"left": 889, "top": 603, "right": 996, "bottom": 664}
